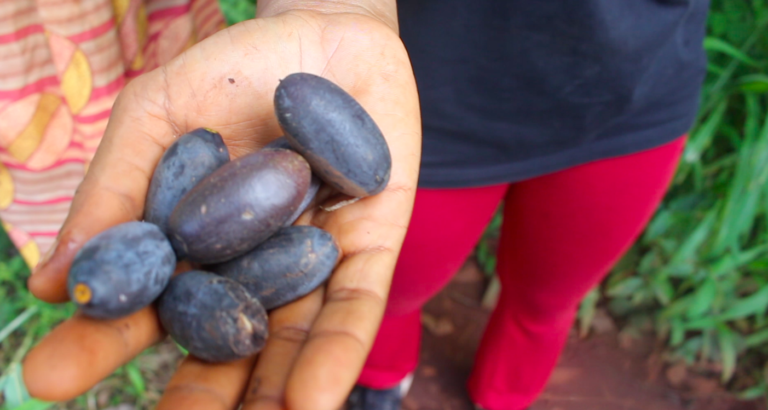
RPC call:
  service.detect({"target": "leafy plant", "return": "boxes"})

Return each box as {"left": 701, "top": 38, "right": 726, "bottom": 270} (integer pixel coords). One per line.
{"left": 218, "top": 0, "right": 256, "bottom": 25}
{"left": 602, "top": 0, "right": 768, "bottom": 398}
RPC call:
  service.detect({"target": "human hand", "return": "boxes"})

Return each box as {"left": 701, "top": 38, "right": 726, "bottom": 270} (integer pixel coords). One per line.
{"left": 23, "top": 3, "right": 421, "bottom": 409}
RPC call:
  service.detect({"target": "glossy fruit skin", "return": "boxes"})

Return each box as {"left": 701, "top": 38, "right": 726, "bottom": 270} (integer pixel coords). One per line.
{"left": 144, "top": 128, "right": 229, "bottom": 236}
{"left": 157, "top": 270, "right": 268, "bottom": 363}
{"left": 274, "top": 73, "right": 392, "bottom": 197}
{"left": 209, "top": 226, "right": 339, "bottom": 310}
{"left": 284, "top": 174, "right": 320, "bottom": 226}
{"left": 67, "top": 222, "right": 176, "bottom": 319}
{"left": 264, "top": 136, "right": 292, "bottom": 151}
{"left": 265, "top": 137, "right": 321, "bottom": 225}
{"left": 168, "top": 148, "right": 311, "bottom": 264}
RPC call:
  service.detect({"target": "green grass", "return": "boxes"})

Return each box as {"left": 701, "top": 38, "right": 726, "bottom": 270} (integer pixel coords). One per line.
{"left": 218, "top": 0, "right": 255, "bottom": 25}
{"left": 0, "top": 229, "right": 181, "bottom": 409}
{"left": 0, "top": 228, "right": 72, "bottom": 409}
{"left": 601, "top": 0, "right": 768, "bottom": 398}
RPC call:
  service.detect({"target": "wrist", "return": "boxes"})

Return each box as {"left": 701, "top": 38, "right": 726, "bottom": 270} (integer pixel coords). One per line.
{"left": 255, "top": 0, "right": 398, "bottom": 33}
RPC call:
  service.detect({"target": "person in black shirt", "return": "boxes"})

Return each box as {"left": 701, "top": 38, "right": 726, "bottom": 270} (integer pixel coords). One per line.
{"left": 22, "top": 1, "right": 706, "bottom": 410}
{"left": 348, "top": 1, "right": 707, "bottom": 409}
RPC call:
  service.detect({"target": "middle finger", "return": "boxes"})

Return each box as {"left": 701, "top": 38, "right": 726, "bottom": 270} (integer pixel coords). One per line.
{"left": 242, "top": 287, "right": 325, "bottom": 410}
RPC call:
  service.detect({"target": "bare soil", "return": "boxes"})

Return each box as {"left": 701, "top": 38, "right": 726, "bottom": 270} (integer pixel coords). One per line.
{"left": 402, "top": 259, "right": 767, "bottom": 410}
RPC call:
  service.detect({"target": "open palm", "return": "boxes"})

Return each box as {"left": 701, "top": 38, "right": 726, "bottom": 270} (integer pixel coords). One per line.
{"left": 23, "top": 9, "right": 421, "bottom": 410}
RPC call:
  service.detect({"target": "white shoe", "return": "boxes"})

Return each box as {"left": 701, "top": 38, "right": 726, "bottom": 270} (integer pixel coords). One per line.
{"left": 345, "top": 373, "right": 415, "bottom": 410}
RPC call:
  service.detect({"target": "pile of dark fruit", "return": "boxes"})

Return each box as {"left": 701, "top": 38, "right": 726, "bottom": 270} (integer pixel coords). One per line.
{"left": 65, "top": 73, "right": 392, "bottom": 362}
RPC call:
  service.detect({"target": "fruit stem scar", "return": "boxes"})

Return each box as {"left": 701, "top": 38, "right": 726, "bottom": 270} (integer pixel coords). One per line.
{"left": 73, "top": 283, "right": 92, "bottom": 304}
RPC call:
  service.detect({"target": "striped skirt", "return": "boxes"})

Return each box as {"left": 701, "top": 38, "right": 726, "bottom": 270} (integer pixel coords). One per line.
{"left": 0, "top": 0, "right": 225, "bottom": 268}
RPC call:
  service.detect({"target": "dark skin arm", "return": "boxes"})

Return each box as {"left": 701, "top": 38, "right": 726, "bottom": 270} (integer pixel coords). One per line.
{"left": 23, "top": 2, "right": 421, "bottom": 409}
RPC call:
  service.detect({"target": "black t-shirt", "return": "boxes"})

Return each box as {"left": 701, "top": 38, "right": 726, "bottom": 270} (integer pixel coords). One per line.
{"left": 398, "top": 0, "right": 709, "bottom": 188}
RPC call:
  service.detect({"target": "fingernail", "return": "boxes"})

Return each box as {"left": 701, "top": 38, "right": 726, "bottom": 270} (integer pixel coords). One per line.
{"left": 31, "top": 237, "right": 58, "bottom": 275}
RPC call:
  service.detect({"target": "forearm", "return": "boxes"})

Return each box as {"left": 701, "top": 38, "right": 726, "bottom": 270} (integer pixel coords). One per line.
{"left": 256, "top": 0, "right": 399, "bottom": 32}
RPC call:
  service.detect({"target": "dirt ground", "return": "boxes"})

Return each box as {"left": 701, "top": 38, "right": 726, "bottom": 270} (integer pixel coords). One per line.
{"left": 402, "top": 259, "right": 767, "bottom": 410}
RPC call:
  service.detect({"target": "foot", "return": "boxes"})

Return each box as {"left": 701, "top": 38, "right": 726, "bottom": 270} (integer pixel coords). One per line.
{"left": 345, "top": 374, "right": 414, "bottom": 410}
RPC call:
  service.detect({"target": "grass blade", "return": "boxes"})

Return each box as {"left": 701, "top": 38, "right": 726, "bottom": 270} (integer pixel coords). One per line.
{"left": 578, "top": 287, "right": 600, "bottom": 338}
{"left": 703, "top": 16, "right": 768, "bottom": 114}
{"left": 737, "top": 384, "right": 767, "bottom": 400}
{"left": 683, "top": 100, "right": 728, "bottom": 164}
{"left": 126, "top": 362, "right": 146, "bottom": 398}
{"left": 718, "top": 285, "right": 768, "bottom": 321}
{"left": 607, "top": 277, "right": 644, "bottom": 298}
{"left": 666, "top": 209, "right": 718, "bottom": 272}
{"left": 745, "top": 328, "right": 768, "bottom": 347}
{"left": 1, "top": 363, "right": 30, "bottom": 407}
{"left": 6, "top": 399, "right": 55, "bottom": 410}
{"left": 0, "top": 307, "right": 38, "bottom": 343}
{"left": 739, "top": 74, "right": 768, "bottom": 93}
{"left": 704, "top": 37, "right": 762, "bottom": 67}
{"left": 717, "top": 325, "right": 737, "bottom": 383}
{"left": 687, "top": 278, "right": 718, "bottom": 318}
{"left": 710, "top": 244, "right": 768, "bottom": 276}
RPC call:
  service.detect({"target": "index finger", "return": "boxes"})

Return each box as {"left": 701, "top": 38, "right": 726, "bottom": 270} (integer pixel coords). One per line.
{"left": 285, "top": 178, "right": 416, "bottom": 410}
{"left": 283, "top": 50, "right": 421, "bottom": 410}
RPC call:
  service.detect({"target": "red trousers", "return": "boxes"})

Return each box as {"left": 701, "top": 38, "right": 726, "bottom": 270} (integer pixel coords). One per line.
{"left": 357, "top": 136, "right": 687, "bottom": 410}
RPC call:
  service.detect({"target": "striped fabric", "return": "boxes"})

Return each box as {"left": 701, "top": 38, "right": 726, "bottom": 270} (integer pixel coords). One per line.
{"left": 0, "top": 0, "right": 225, "bottom": 268}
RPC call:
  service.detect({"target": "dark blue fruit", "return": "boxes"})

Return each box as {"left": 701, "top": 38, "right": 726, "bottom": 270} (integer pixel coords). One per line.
{"left": 157, "top": 270, "right": 268, "bottom": 363}
{"left": 274, "top": 73, "right": 392, "bottom": 197}
{"left": 209, "top": 226, "right": 339, "bottom": 310}
{"left": 144, "top": 128, "right": 229, "bottom": 236}
{"left": 67, "top": 222, "right": 176, "bottom": 319}
{"left": 168, "top": 148, "right": 311, "bottom": 264}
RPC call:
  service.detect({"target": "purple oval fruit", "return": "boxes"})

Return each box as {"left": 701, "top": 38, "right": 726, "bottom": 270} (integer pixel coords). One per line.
{"left": 144, "top": 128, "right": 229, "bottom": 236}
{"left": 158, "top": 270, "right": 268, "bottom": 362}
{"left": 168, "top": 148, "right": 310, "bottom": 264}
{"left": 209, "top": 226, "right": 339, "bottom": 310}
{"left": 274, "top": 73, "right": 392, "bottom": 197}
{"left": 284, "top": 174, "right": 320, "bottom": 226}
{"left": 266, "top": 137, "right": 322, "bottom": 225}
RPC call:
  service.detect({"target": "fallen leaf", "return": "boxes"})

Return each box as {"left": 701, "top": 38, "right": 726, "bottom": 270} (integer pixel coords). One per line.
{"left": 421, "top": 365, "right": 437, "bottom": 378}
{"left": 618, "top": 327, "right": 640, "bottom": 351}
{"left": 688, "top": 376, "right": 723, "bottom": 395}
{"left": 548, "top": 367, "right": 582, "bottom": 385}
{"left": 666, "top": 363, "right": 688, "bottom": 387}
{"left": 421, "top": 313, "right": 455, "bottom": 336}
{"left": 646, "top": 352, "right": 664, "bottom": 382}
{"left": 591, "top": 309, "right": 617, "bottom": 335}
{"left": 97, "top": 389, "right": 112, "bottom": 407}
{"left": 453, "top": 259, "right": 485, "bottom": 283}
